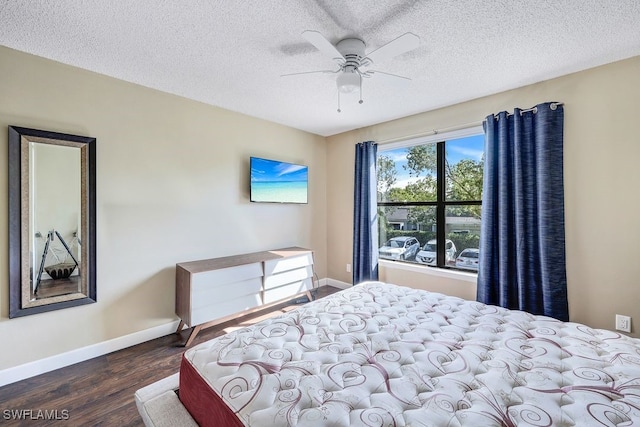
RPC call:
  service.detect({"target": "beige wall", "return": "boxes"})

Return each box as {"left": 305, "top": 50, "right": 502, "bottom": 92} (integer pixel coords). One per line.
{"left": 327, "top": 56, "right": 640, "bottom": 337}
{"left": 0, "top": 46, "right": 327, "bottom": 371}
{"left": 378, "top": 261, "right": 478, "bottom": 301}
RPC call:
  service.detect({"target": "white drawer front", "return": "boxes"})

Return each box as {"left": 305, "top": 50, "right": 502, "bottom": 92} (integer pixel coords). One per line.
{"left": 264, "top": 265, "right": 313, "bottom": 290}
{"left": 192, "top": 277, "right": 262, "bottom": 310}
{"left": 191, "top": 293, "right": 262, "bottom": 325}
{"left": 264, "top": 253, "right": 312, "bottom": 275}
{"left": 191, "top": 262, "right": 263, "bottom": 289}
{"left": 263, "top": 279, "right": 312, "bottom": 304}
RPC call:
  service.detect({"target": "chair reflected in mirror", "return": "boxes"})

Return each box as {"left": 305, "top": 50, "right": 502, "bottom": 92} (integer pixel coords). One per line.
{"left": 33, "top": 229, "right": 81, "bottom": 299}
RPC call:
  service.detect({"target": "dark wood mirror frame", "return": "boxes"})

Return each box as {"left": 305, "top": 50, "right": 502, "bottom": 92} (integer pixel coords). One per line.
{"left": 8, "top": 126, "right": 96, "bottom": 318}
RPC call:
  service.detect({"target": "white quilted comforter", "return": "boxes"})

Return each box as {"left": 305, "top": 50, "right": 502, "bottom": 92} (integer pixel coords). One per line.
{"left": 183, "top": 281, "right": 640, "bottom": 426}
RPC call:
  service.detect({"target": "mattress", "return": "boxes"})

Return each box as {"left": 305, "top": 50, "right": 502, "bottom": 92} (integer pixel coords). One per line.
{"left": 179, "top": 281, "right": 640, "bottom": 426}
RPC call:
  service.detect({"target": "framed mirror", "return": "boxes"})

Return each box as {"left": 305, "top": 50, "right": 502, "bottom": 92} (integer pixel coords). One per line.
{"left": 8, "top": 126, "right": 96, "bottom": 318}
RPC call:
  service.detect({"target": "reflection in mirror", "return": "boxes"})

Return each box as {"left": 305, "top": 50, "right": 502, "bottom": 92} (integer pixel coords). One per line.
{"left": 30, "top": 143, "right": 82, "bottom": 300}
{"left": 9, "top": 126, "right": 96, "bottom": 318}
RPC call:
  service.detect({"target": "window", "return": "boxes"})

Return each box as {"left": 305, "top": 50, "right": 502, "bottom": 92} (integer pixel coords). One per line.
{"left": 377, "top": 128, "right": 484, "bottom": 271}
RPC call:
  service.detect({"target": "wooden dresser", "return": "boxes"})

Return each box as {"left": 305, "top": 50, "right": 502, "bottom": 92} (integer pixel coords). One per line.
{"left": 175, "top": 247, "right": 314, "bottom": 346}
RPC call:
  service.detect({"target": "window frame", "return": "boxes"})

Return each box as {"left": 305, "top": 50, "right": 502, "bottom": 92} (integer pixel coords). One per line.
{"left": 377, "top": 126, "right": 484, "bottom": 271}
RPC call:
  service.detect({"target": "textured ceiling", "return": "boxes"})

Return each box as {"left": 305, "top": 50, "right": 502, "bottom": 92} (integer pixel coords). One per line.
{"left": 1, "top": 1, "right": 639, "bottom": 136}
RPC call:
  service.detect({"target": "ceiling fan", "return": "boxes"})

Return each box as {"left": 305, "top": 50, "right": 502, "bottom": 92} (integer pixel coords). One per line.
{"left": 283, "top": 31, "right": 421, "bottom": 112}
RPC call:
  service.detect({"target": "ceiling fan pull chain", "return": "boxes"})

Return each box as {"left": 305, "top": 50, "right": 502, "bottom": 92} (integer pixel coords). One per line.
{"left": 359, "top": 75, "right": 364, "bottom": 104}
{"left": 337, "top": 90, "right": 341, "bottom": 113}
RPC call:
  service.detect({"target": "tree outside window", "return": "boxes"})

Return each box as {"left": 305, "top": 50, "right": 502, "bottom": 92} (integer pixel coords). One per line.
{"left": 377, "top": 132, "right": 484, "bottom": 272}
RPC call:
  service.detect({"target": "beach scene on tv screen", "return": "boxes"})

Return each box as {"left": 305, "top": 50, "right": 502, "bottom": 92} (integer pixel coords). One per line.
{"left": 251, "top": 157, "right": 308, "bottom": 203}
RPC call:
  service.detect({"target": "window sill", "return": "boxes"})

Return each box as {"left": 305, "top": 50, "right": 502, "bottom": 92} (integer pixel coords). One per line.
{"left": 378, "top": 259, "right": 478, "bottom": 283}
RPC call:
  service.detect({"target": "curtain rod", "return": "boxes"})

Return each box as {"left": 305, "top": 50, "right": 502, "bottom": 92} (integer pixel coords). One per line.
{"left": 377, "top": 102, "right": 564, "bottom": 144}
{"left": 495, "top": 102, "right": 564, "bottom": 118}
{"left": 376, "top": 120, "right": 483, "bottom": 145}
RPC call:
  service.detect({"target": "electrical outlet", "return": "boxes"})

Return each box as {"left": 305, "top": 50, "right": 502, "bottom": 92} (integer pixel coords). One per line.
{"left": 346, "top": 263, "right": 351, "bottom": 273}
{"left": 616, "top": 314, "right": 631, "bottom": 333}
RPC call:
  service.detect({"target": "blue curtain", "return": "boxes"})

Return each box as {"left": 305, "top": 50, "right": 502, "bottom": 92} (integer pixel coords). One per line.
{"left": 353, "top": 141, "right": 379, "bottom": 284}
{"left": 477, "top": 102, "right": 568, "bottom": 321}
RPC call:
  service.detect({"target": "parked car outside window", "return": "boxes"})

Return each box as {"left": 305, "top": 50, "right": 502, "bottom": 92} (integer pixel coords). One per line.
{"left": 415, "top": 239, "right": 457, "bottom": 266}
{"left": 455, "top": 248, "right": 479, "bottom": 271}
{"left": 379, "top": 237, "right": 420, "bottom": 261}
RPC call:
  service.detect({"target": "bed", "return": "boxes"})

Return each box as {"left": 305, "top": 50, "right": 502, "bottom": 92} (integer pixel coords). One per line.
{"left": 136, "top": 281, "right": 640, "bottom": 426}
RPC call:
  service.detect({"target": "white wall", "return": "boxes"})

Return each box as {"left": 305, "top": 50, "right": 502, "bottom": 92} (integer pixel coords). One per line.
{"left": 0, "top": 46, "right": 327, "bottom": 373}
{"left": 31, "top": 143, "right": 81, "bottom": 281}
{"left": 327, "top": 56, "right": 640, "bottom": 337}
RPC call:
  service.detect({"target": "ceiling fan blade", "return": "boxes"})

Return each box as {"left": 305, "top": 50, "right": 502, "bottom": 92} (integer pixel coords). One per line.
{"left": 301, "top": 30, "right": 345, "bottom": 60}
{"left": 366, "top": 33, "right": 420, "bottom": 64}
{"left": 366, "top": 70, "right": 412, "bottom": 81}
{"left": 281, "top": 69, "right": 338, "bottom": 77}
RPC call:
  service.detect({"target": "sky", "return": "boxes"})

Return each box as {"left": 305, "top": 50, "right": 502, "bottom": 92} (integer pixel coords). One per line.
{"left": 251, "top": 157, "right": 308, "bottom": 182}
{"left": 380, "top": 134, "right": 484, "bottom": 188}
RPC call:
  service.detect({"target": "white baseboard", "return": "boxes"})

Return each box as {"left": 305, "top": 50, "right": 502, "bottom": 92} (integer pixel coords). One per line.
{"left": 0, "top": 320, "right": 181, "bottom": 388}
{"left": 324, "top": 278, "right": 351, "bottom": 289}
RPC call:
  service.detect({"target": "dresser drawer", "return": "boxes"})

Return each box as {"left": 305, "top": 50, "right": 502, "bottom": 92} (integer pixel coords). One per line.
{"left": 191, "top": 293, "right": 262, "bottom": 325}
{"left": 263, "top": 278, "right": 312, "bottom": 304}
{"left": 264, "top": 253, "right": 312, "bottom": 276}
{"left": 192, "top": 277, "right": 262, "bottom": 310}
{"left": 263, "top": 265, "right": 313, "bottom": 290}
{"left": 191, "top": 262, "right": 263, "bottom": 290}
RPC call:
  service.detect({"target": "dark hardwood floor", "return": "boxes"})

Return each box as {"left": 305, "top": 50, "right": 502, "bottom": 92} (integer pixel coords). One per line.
{"left": 0, "top": 286, "right": 341, "bottom": 426}
{"left": 31, "top": 276, "right": 81, "bottom": 300}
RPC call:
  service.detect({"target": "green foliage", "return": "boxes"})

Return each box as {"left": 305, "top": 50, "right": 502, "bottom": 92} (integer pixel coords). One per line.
{"left": 388, "top": 176, "right": 437, "bottom": 202}
{"left": 447, "top": 233, "right": 480, "bottom": 253}
{"left": 377, "top": 155, "right": 397, "bottom": 199}
{"left": 447, "top": 158, "right": 484, "bottom": 201}
{"left": 446, "top": 158, "right": 484, "bottom": 218}
{"left": 406, "top": 145, "right": 436, "bottom": 177}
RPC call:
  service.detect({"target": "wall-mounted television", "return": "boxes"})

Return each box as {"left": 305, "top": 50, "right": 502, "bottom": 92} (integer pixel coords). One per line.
{"left": 250, "top": 157, "right": 308, "bottom": 204}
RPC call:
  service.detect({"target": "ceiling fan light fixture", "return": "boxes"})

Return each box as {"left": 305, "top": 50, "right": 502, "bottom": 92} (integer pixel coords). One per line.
{"left": 293, "top": 31, "right": 420, "bottom": 111}
{"left": 336, "top": 72, "right": 360, "bottom": 93}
